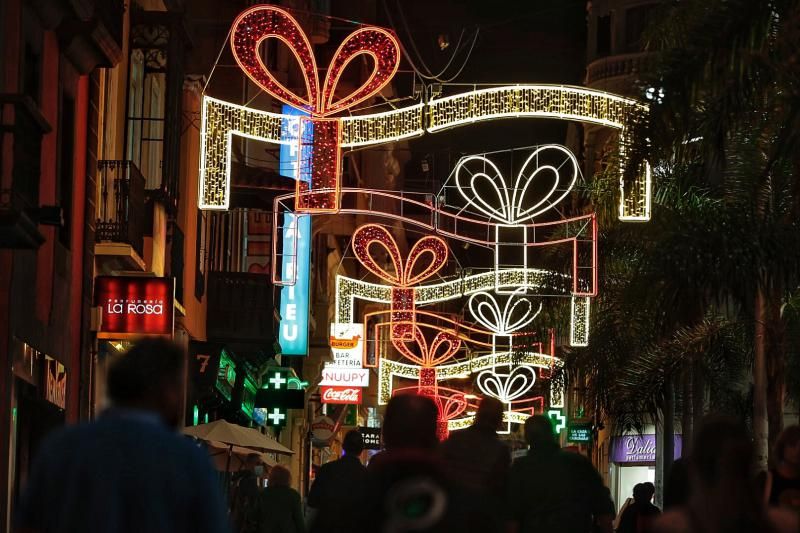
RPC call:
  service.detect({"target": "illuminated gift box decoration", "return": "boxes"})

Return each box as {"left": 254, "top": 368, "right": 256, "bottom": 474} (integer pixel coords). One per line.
{"left": 351, "top": 224, "right": 448, "bottom": 341}
{"left": 229, "top": 5, "right": 400, "bottom": 212}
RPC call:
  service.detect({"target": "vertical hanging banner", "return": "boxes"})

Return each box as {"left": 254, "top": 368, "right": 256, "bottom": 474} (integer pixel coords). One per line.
{"left": 279, "top": 104, "right": 311, "bottom": 356}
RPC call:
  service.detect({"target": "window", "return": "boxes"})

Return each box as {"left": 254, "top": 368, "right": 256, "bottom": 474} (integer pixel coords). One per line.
{"left": 596, "top": 14, "right": 612, "bottom": 58}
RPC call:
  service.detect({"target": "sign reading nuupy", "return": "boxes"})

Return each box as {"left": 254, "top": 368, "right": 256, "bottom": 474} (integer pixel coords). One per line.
{"left": 329, "top": 323, "right": 364, "bottom": 368}
{"left": 319, "top": 368, "right": 370, "bottom": 387}
{"left": 94, "top": 277, "right": 174, "bottom": 338}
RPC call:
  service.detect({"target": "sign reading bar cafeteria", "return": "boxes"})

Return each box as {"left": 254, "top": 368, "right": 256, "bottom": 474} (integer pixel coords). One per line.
{"left": 95, "top": 276, "right": 175, "bottom": 338}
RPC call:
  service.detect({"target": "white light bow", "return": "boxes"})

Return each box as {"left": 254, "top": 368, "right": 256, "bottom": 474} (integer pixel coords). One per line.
{"left": 454, "top": 145, "right": 579, "bottom": 293}
{"left": 476, "top": 365, "right": 537, "bottom": 434}
{"left": 468, "top": 288, "right": 541, "bottom": 357}
{"left": 454, "top": 144, "right": 578, "bottom": 225}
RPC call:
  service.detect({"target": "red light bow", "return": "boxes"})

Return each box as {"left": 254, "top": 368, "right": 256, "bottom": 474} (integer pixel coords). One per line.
{"left": 231, "top": 6, "right": 401, "bottom": 212}
{"left": 352, "top": 224, "right": 448, "bottom": 340}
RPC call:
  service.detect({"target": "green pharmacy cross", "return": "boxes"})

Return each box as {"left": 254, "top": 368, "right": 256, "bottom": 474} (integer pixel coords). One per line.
{"left": 255, "top": 368, "right": 307, "bottom": 428}
{"left": 547, "top": 409, "right": 567, "bottom": 434}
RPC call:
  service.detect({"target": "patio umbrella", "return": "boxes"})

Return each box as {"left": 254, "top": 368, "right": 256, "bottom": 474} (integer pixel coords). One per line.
{"left": 184, "top": 420, "right": 293, "bottom": 491}
{"left": 205, "top": 440, "right": 277, "bottom": 472}
{"left": 183, "top": 419, "right": 294, "bottom": 455}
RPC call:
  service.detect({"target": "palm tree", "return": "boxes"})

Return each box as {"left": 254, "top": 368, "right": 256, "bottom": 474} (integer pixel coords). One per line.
{"left": 639, "top": 0, "right": 800, "bottom": 466}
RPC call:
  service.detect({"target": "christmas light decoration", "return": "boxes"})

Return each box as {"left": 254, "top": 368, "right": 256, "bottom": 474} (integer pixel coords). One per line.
{"left": 450, "top": 144, "right": 597, "bottom": 296}
{"left": 228, "top": 5, "right": 400, "bottom": 212}
{"left": 273, "top": 188, "right": 596, "bottom": 297}
{"left": 201, "top": 84, "right": 650, "bottom": 218}
{"left": 378, "top": 351, "right": 562, "bottom": 406}
{"left": 476, "top": 365, "right": 538, "bottom": 433}
{"left": 468, "top": 288, "right": 541, "bottom": 356}
{"left": 352, "top": 224, "right": 448, "bottom": 340}
{"left": 335, "top": 269, "right": 588, "bottom": 347}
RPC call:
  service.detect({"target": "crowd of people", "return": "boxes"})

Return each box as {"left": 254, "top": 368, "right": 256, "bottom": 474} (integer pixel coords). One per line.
{"left": 13, "top": 339, "right": 800, "bottom": 532}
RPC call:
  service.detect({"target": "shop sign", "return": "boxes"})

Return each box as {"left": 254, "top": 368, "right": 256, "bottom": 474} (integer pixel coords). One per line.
{"left": 567, "top": 423, "right": 593, "bottom": 443}
{"left": 319, "top": 368, "right": 370, "bottom": 387}
{"left": 321, "top": 386, "right": 362, "bottom": 405}
{"left": 358, "top": 427, "right": 381, "bottom": 450}
{"left": 311, "top": 415, "right": 336, "bottom": 442}
{"left": 94, "top": 276, "right": 174, "bottom": 338}
{"left": 216, "top": 351, "right": 237, "bottom": 401}
{"left": 329, "top": 323, "right": 364, "bottom": 368}
{"left": 44, "top": 356, "right": 66, "bottom": 410}
{"left": 278, "top": 104, "right": 311, "bottom": 356}
{"left": 611, "top": 434, "right": 683, "bottom": 463}
{"left": 189, "top": 342, "right": 223, "bottom": 389}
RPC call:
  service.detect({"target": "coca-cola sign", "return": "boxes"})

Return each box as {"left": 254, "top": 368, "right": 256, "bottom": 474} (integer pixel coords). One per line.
{"left": 319, "top": 367, "right": 370, "bottom": 387}
{"left": 95, "top": 276, "right": 174, "bottom": 338}
{"left": 321, "top": 386, "right": 362, "bottom": 404}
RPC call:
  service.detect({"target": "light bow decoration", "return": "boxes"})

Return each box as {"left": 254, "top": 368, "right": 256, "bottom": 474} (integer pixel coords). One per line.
{"left": 352, "top": 224, "right": 448, "bottom": 341}
{"left": 477, "top": 365, "right": 538, "bottom": 434}
{"left": 228, "top": 5, "right": 400, "bottom": 212}
{"left": 468, "top": 288, "right": 541, "bottom": 358}
{"left": 453, "top": 145, "right": 586, "bottom": 294}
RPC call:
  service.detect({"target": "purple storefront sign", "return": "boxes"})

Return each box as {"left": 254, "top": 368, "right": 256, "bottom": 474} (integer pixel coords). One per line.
{"left": 611, "top": 434, "right": 682, "bottom": 463}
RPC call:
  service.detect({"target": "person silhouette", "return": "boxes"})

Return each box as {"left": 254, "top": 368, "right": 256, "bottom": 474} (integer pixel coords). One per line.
{"left": 15, "top": 338, "right": 229, "bottom": 533}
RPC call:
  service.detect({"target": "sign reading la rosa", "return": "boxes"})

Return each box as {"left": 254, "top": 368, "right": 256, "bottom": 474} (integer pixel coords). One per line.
{"left": 94, "top": 276, "right": 174, "bottom": 338}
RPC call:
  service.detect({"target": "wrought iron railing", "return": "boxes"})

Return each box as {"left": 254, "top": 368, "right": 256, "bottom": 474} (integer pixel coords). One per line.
{"left": 95, "top": 160, "right": 146, "bottom": 257}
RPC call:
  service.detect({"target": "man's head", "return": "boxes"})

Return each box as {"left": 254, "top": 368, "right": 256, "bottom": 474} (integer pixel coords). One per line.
{"left": 382, "top": 394, "right": 439, "bottom": 451}
{"left": 343, "top": 430, "right": 364, "bottom": 456}
{"left": 106, "top": 338, "right": 185, "bottom": 427}
{"left": 474, "top": 396, "right": 505, "bottom": 432}
{"left": 246, "top": 453, "right": 264, "bottom": 476}
{"left": 524, "top": 415, "right": 557, "bottom": 449}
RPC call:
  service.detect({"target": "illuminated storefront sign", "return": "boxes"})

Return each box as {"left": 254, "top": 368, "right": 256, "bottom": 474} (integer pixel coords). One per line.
{"left": 319, "top": 368, "right": 370, "bottom": 387}
{"left": 320, "top": 386, "right": 362, "bottom": 405}
{"left": 94, "top": 276, "right": 175, "bottom": 338}
{"left": 611, "top": 434, "right": 683, "bottom": 463}
{"left": 359, "top": 427, "right": 381, "bottom": 450}
{"left": 567, "top": 422, "right": 593, "bottom": 443}
{"left": 278, "top": 104, "right": 311, "bottom": 356}
{"left": 44, "top": 356, "right": 66, "bottom": 410}
{"left": 329, "top": 323, "right": 364, "bottom": 368}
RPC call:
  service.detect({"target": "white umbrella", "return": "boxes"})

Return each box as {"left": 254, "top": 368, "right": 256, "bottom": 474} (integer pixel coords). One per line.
{"left": 205, "top": 440, "right": 277, "bottom": 472}
{"left": 183, "top": 419, "right": 294, "bottom": 455}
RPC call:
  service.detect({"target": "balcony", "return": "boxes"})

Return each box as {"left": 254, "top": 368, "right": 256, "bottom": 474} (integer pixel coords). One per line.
{"left": 95, "top": 161, "right": 146, "bottom": 272}
{"left": 0, "top": 94, "right": 52, "bottom": 249}
{"left": 585, "top": 52, "right": 651, "bottom": 87}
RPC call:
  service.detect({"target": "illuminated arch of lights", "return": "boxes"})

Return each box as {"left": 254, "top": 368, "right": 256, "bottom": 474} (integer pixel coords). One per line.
{"left": 198, "top": 5, "right": 650, "bottom": 220}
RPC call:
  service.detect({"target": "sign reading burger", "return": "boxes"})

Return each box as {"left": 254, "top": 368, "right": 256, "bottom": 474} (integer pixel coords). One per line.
{"left": 95, "top": 276, "right": 175, "bottom": 339}
{"left": 321, "top": 323, "right": 368, "bottom": 405}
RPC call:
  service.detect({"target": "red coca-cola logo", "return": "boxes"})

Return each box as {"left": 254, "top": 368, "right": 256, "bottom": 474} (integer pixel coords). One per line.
{"left": 321, "top": 386, "right": 362, "bottom": 404}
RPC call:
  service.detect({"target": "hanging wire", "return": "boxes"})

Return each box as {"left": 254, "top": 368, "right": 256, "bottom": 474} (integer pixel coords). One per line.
{"left": 203, "top": 25, "right": 233, "bottom": 94}
{"left": 381, "top": 0, "right": 479, "bottom": 84}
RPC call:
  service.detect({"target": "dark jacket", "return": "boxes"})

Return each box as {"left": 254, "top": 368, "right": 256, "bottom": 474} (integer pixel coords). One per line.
{"left": 440, "top": 424, "right": 511, "bottom": 532}
{"left": 257, "top": 485, "right": 304, "bottom": 533}
{"left": 508, "top": 443, "right": 612, "bottom": 533}
{"left": 308, "top": 455, "right": 367, "bottom": 533}
{"left": 15, "top": 409, "right": 229, "bottom": 533}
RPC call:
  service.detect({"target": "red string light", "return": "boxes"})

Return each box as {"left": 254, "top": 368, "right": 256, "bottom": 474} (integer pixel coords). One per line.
{"left": 230, "top": 5, "right": 401, "bottom": 212}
